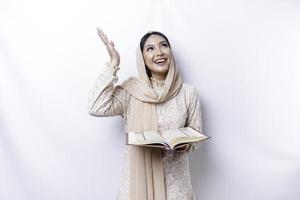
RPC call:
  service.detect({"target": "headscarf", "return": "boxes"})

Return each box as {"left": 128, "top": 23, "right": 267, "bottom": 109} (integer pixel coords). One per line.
{"left": 116, "top": 45, "right": 183, "bottom": 200}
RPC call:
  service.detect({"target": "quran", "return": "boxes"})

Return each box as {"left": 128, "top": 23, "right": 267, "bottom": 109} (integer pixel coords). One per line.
{"left": 126, "top": 127, "right": 210, "bottom": 150}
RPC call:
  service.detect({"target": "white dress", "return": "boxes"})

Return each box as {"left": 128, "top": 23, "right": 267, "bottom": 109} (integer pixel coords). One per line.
{"left": 87, "top": 64, "right": 203, "bottom": 200}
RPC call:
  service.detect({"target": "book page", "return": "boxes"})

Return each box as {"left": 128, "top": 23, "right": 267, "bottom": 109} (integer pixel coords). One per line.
{"left": 162, "top": 127, "right": 209, "bottom": 149}
{"left": 162, "top": 128, "right": 188, "bottom": 143}
{"left": 143, "top": 130, "right": 165, "bottom": 142}
{"left": 179, "top": 127, "right": 205, "bottom": 137}
{"left": 127, "top": 131, "right": 146, "bottom": 144}
{"left": 127, "top": 130, "right": 166, "bottom": 145}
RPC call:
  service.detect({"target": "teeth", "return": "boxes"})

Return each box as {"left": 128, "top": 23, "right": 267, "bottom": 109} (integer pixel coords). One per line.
{"left": 155, "top": 59, "right": 166, "bottom": 64}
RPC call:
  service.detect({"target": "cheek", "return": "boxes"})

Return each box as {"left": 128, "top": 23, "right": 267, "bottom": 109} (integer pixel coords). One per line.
{"left": 144, "top": 54, "right": 153, "bottom": 65}
{"left": 165, "top": 50, "right": 172, "bottom": 57}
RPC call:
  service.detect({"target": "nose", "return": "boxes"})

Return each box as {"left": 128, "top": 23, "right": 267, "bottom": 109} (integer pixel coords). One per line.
{"left": 156, "top": 47, "right": 163, "bottom": 56}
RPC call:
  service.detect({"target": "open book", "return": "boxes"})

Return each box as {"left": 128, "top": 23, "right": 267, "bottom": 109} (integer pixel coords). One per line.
{"left": 126, "top": 127, "right": 210, "bottom": 150}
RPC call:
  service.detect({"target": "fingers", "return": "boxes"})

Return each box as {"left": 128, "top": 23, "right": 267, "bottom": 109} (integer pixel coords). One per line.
{"left": 96, "top": 28, "right": 120, "bottom": 65}
{"left": 97, "top": 28, "right": 109, "bottom": 45}
{"left": 110, "top": 41, "right": 115, "bottom": 47}
{"left": 97, "top": 29, "right": 116, "bottom": 51}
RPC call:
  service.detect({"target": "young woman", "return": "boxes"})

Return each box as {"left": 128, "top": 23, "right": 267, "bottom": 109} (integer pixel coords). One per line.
{"left": 87, "top": 29, "right": 203, "bottom": 200}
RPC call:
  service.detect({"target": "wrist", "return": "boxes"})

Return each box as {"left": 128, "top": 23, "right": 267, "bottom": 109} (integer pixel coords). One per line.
{"left": 105, "top": 62, "right": 120, "bottom": 76}
{"left": 110, "top": 59, "right": 120, "bottom": 67}
{"left": 105, "top": 62, "right": 120, "bottom": 71}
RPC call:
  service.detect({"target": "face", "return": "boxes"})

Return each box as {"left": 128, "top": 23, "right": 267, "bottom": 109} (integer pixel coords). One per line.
{"left": 142, "top": 34, "right": 172, "bottom": 79}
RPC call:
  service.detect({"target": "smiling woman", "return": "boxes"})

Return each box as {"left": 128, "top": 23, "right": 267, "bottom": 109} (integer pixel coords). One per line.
{"left": 140, "top": 32, "right": 172, "bottom": 80}
{"left": 87, "top": 29, "right": 204, "bottom": 200}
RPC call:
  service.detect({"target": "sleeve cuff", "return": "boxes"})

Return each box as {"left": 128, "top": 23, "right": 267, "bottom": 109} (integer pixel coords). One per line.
{"left": 105, "top": 62, "right": 120, "bottom": 76}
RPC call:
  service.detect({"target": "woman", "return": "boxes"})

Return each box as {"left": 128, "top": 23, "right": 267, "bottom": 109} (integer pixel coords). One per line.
{"left": 87, "top": 29, "right": 203, "bottom": 200}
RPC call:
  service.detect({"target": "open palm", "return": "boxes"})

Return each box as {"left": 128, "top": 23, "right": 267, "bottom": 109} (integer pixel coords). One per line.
{"left": 97, "top": 28, "right": 120, "bottom": 66}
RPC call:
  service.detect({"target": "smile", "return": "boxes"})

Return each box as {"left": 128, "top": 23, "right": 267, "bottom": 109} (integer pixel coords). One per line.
{"left": 154, "top": 58, "right": 167, "bottom": 64}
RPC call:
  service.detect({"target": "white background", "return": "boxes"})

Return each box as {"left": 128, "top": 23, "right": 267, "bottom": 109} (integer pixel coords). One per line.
{"left": 0, "top": 0, "right": 299, "bottom": 199}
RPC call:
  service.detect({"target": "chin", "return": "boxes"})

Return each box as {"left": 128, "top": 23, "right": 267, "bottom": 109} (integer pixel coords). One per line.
{"left": 154, "top": 65, "right": 168, "bottom": 71}
{"left": 155, "top": 69, "right": 169, "bottom": 76}
{"left": 148, "top": 64, "right": 170, "bottom": 77}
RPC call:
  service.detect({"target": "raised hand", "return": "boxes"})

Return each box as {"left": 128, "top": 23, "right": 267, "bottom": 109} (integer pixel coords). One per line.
{"left": 97, "top": 28, "right": 120, "bottom": 66}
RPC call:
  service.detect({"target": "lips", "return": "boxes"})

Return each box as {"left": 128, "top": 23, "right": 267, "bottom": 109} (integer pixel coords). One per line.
{"left": 154, "top": 58, "right": 167, "bottom": 64}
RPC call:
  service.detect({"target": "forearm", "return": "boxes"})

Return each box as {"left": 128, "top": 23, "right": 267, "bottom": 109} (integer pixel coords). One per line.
{"left": 87, "top": 63, "right": 124, "bottom": 117}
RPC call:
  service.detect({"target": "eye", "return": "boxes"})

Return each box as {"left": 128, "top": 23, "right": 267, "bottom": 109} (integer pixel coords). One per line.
{"left": 161, "top": 43, "right": 169, "bottom": 48}
{"left": 146, "top": 46, "right": 154, "bottom": 51}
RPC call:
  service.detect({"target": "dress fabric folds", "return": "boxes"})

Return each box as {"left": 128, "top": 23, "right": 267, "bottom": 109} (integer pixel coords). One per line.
{"left": 87, "top": 65, "right": 203, "bottom": 200}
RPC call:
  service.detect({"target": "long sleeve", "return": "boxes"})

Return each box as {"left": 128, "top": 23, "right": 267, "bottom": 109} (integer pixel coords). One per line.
{"left": 185, "top": 86, "right": 204, "bottom": 153}
{"left": 87, "top": 63, "right": 128, "bottom": 118}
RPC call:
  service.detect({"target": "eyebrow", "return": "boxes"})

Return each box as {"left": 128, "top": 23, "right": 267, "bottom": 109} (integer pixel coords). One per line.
{"left": 145, "top": 41, "right": 167, "bottom": 48}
